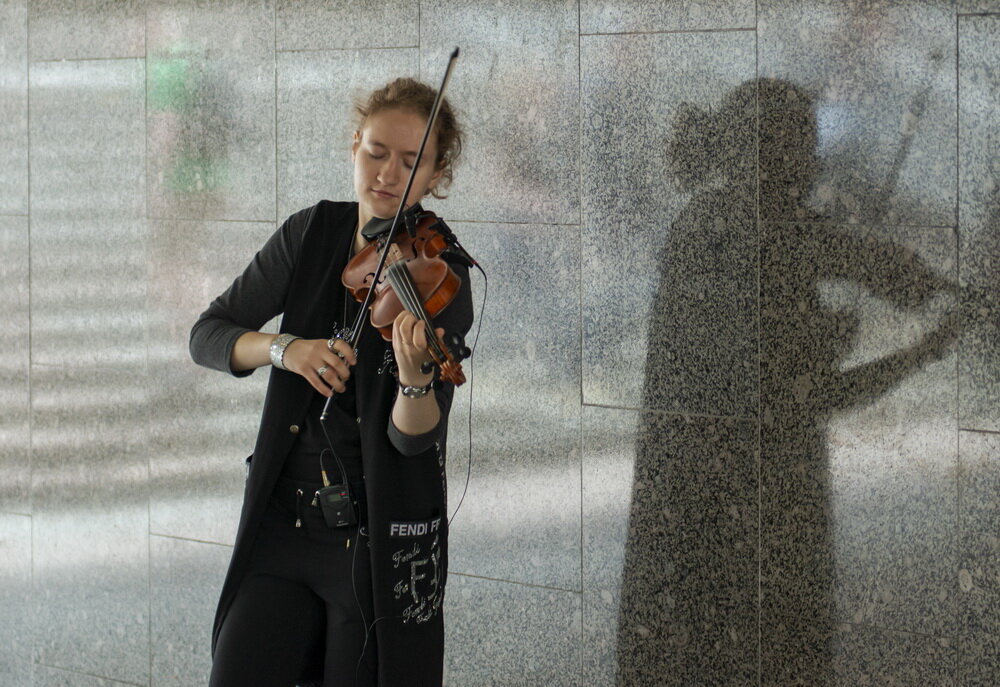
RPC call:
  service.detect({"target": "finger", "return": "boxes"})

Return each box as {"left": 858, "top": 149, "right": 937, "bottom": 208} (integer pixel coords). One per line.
{"left": 319, "top": 358, "right": 350, "bottom": 383}
{"left": 316, "top": 366, "right": 347, "bottom": 393}
{"left": 305, "top": 369, "right": 333, "bottom": 397}
{"left": 395, "top": 310, "right": 416, "bottom": 344}
{"left": 327, "top": 353, "right": 351, "bottom": 381}
{"left": 392, "top": 312, "right": 405, "bottom": 352}
{"left": 412, "top": 320, "right": 428, "bottom": 352}
{"left": 330, "top": 338, "right": 357, "bottom": 366}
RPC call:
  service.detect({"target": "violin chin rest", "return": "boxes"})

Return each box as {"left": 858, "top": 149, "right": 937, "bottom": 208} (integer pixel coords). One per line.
{"left": 361, "top": 203, "right": 425, "bottom": 239}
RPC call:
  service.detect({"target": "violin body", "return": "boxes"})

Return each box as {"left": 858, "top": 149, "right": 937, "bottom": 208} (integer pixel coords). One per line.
{"left": 341, "top": 209, "right": 468, "bottom": 385}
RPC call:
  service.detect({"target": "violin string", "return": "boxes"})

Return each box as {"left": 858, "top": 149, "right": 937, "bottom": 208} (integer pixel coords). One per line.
{"left": 387, "top": 261, "right": 448, "bottom": 362}
{"left": 386, "top": 262, "right": 439, "bottom": 358}
{"left": 399, "top": 265, "right": 447, "bottom": 363}
{"left": 383, "top": 234, "right": 448, "bottom": 363}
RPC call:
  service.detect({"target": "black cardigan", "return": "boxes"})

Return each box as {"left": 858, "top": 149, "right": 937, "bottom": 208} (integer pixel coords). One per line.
{"left": 189, "top": 200, "right": 474, "bottom": 686}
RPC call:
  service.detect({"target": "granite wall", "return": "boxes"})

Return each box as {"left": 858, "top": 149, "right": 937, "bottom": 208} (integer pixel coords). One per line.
{"left": 1, "top": 1, "right": 998, "bottom": 685}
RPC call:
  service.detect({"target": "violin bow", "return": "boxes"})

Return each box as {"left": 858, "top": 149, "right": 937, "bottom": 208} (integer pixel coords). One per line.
{"left": 346, "top": 47, "right": 460, "bottom": 350}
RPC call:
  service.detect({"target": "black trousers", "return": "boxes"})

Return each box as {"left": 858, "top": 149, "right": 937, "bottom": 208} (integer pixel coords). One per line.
{"left": 210, "top": 477, "right": 376, "bottom": 687}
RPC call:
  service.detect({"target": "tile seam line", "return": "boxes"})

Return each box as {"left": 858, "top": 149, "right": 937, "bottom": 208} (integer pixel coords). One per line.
{"left": 450, "top": 571, "right": 580, "bottom": 594}
{"left": 753, "top": 5, "right": 762, "bottom": 686}
{"left": 954, "top": 13, "right": 962, "bottom": 684}
{"left": 578, "top": 0, "right": 585, "bottom": 676}
{"left": 150, "top": 532, "right": 234, "bottom": 549}
{"left": 26, "top": 3, "right": 35, "bottom": 658}
{"left": 147, "top": 216, "right": 277, "bottom": 224}
{"left": 30, "top": 55, "right": 145, "bottom": 63}
{"left": 766, "top": 220, "right": 958, "bottom": 230}
{"left": 34, "top": 662, "right": 146, "bottom": 687}
{"left": 583, "top": 402, "right": 755, "bottom": 422}
{"left": 273, "top": 0, "right": 278, "bottom": 227}
{"left": 31, "top": 361, "right": 132, "bottom": 373}
{"left": 277, "top": 45, "right": 420, "bottom": 54}
{"left": 450, "top": 219, "right": 582, "bottom": 227}
{"left": 146, "top": 217, "right": 582, "bottom": 227}
{"left": 959, "top": 426, "right": 1000, "bottom": 436}
{"left": 580, "top": 26, "right": 756, "bottom": 37}
{"left": 144, "top": 5, "right": 152, "bottom": 685}
{"left": 579, "top": 0, "right": 585, "bottom": 667}
{"left": 146, "top": 217, "right": 584, "bottom": 227}
{"left": 0, "top": 509, "right": 32, "bottom": 518}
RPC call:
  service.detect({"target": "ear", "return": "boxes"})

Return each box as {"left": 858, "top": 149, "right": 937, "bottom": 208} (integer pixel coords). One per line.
{"left": 425, "top": 165, "right": 444, "bottom": 196}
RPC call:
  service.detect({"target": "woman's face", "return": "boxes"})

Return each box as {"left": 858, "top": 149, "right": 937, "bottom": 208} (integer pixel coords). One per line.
{"left": 352, "top": 107, "right": 442, "bottom": 229}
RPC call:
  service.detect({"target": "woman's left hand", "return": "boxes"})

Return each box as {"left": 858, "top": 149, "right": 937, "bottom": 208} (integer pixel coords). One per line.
{"left": 392, "top": 310, "right": 442, "bottom": 386}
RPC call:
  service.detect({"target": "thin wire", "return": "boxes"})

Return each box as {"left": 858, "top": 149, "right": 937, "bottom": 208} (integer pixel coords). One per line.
{"left": 448, "top": 264, "right": 488, "bottom": 525}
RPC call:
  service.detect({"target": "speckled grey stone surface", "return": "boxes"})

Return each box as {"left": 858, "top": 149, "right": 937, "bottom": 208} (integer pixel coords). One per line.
{"left": 276, "top": 0, "right": 418, "bottom": 50}
{"left": 582, "top": 406, "right": 758, "bottom": 686}
{"left": 151, "top": 535, "right": 231, "bottom": 687}
{"left": 31, "top": 364, "right": 149, "bottom": 684}
{"left": 28, "top": 0, "right": 144, "bottom": 61}
{"left": 0, "top": 217, "right": 30, "bottom": 514}
{"left": 962, "top": 630, "right": 1000, "bottom": 686}
{"left": 276, "top": 48, "right": 418, "bottom": 222}
{"left": 581, "top": 30, "right": 757, "bottom": 416}
{"left": 443, "top": 574, "right": 581, "bottom": 687}
{"left": 29, "top": 59, "right": 146, "bottom": 368}
{"left": 146, "top": 0, "right": 275, "bottom": 222}
{"left": 0, "top": 0, "right": 27, "bottom": 215}
{"left": 762, "top": 615, "right": 957, "bottom": 686}
{"left": 0, "top": 513, "right": 32, "bottom": 687}
{"left": 420, "top": 0, "right": 579, "bottom": 224}
{"left": 581, "top": 0, "right": 754, "bottom": 33}
{"left": 759, "top": 0, "right": 957, "bottom": 226}
{"left": 445, "top": 222, "right": 581, "bottom": 590}
{"left": 6, "top": 2, "right": 1000, "bottom": 684}
{"left": 148, "top": 219, "right": 274, "bottom": 545}
{"left": 960, "top": 430, "right": 1000, "bottom": 639}
{"left": 761, "top": 221, "right": 959, "bottom": 636}
{"left": 958, "top": 14, "right": 1000, "bottom": 433}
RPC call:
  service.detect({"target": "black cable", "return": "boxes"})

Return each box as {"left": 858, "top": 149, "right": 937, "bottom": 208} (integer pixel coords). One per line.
{"left": 448, "top": 263, "right": 487, "bottom": 526}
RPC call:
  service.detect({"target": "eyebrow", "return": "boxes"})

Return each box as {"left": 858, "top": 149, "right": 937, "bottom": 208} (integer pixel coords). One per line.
{"left": 368, "top": 140, "right": 419, "bottom": 157}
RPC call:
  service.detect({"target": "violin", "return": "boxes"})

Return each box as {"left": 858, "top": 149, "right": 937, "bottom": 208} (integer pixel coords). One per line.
{"left": 341, "top": 206, "right": 471, "bottom": 386}
{"left": 328, "top": 47, "right": 472, "bottom": 389}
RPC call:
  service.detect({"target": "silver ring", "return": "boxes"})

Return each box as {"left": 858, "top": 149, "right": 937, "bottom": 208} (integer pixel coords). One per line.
{"left": 317, "top": 365, "right": 329, "bottom": 377}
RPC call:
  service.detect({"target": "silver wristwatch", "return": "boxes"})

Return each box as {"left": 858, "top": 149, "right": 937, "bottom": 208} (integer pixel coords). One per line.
{"left": 399, "top": 381, "right": 433, "bottom": 398}
{"left": 269, "top": 333, "right": 301, "bottom": 371}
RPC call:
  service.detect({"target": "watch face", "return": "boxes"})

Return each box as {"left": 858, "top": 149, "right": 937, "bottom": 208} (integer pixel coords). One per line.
{"left": 402, "top": 384, "right": 430, "bottom": 398}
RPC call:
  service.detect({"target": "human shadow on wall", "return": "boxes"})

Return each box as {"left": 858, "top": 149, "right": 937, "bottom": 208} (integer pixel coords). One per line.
{"left": 613, "top": 77, "right": 959, "bottom": 686}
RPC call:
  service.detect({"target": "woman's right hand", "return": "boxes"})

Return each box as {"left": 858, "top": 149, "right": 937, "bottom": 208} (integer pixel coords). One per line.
{"left": 280, "top": 337, "right": 357, "bottom": 397}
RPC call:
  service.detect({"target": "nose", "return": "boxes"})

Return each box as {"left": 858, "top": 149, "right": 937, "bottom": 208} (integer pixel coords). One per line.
{"left": 376, "top": 156, "right": 401, "bottom": 186}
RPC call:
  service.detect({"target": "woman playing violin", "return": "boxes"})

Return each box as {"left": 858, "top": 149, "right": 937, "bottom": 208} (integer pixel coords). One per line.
{"left": 190, "top": 77, "right": 474, "bottom": 687}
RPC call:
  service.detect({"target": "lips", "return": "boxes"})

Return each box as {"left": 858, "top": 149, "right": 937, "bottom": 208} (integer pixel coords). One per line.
{"left": 371, "top": 189, "right": 396, "bottom": 199}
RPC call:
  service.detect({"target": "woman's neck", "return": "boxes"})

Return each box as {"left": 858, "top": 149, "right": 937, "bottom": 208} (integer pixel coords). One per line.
{"left": 352, "top": 223, "right": 368, "bottom": 256}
